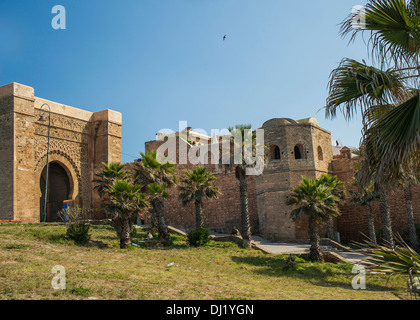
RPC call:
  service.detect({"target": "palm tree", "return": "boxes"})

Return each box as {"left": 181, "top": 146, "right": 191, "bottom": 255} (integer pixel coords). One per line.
{"left": 326, "top": 0, "right": 420, "bottom": 185}
{"left": 223, "top": 124, "right": 265, "bottom": 249}
{"left": 104, "top": 180, "right": 149, "bottom": 248}
{"left": 318, "top": 174, "right": 346, "bottom": 241}
{"left": 286, "top": 176, "right": 340, "bottom": 262}
{"left": 178, "top": 167, "right": 220, "bottom": 230}
{"left": 349, "top": 180, "right": 378, "bottom": 243}
{"left": 93, "top": 162, "right": 131, "bottom": 197}
{"left": 134, "top": 151, "right": 177, "bottom": 246}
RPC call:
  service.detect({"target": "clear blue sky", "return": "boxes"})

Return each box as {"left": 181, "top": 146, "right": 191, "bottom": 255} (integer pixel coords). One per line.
{"left": 0, "top": 0, "right": 370, "bottom": 163}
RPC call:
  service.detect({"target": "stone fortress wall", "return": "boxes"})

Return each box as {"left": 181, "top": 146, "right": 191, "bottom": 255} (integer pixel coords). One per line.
{"left": 1, "top": 81, "right": 418, "bottom": 243}
{"left": 141, "top": 118, "right": 420, "bottom": 243}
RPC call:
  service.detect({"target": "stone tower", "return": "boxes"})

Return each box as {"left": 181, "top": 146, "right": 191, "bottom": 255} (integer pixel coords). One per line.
{"left": 0, "top": 82, "right": 122, "bottom": 222}
{"left": 256, "top": 117, "right": 333, "bottom": 240}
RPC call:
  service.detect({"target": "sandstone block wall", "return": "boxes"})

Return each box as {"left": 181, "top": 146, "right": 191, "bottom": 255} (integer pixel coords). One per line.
{"left": 0, "top": 82, "right": 122, "bottom": 222}
{"left": 332, "top": 154, "right": 420, "bottom": 243}
{"left": 0, "top": 92, "right": 15, "bottom": 220}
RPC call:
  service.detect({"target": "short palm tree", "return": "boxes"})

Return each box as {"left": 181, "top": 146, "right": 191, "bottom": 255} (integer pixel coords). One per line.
{"left": 223, "top": 124, "right": 265, "bottom": 249}
{"left": 134, "top": 151, "right": 177, "bottom": 246}
{"left": 93, "top": 162, "right": 131, "bottom": 197}
{"left": 104, "top": 180, "right": 149, "bottom": 248}
{"left": 286, "top": 176, "right": 340, "bottom": 262}
{"left": 178, "top": 166, "right": 220, "bottom": 230}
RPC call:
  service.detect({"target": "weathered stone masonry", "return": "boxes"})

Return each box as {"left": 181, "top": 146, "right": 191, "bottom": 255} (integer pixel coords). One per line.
{"left": 0, "top": 82, "right": 122, "bottom": 222}
{"left": 2, "top": 81, "right": 418, "bottom": 243}
{"left": 142, "top": 117, "right": 420, "bottom": 243}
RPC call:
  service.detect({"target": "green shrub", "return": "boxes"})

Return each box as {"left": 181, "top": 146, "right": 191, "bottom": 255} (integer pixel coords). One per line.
{"left": 58, "top": 206, "right": 94, "bottom": 245}
{"left": 187, "top": 227, "right": 210, "bottom": 247}
{"left": 283, "top": 254, "right": 307, "bottom": 271}
{"left": 66, "top": 223, "right": 91, "bottom": 244}
{"left": 283, "top": 254, "right": 297, "bottom": 270}
{"left": 69, "top": 286, "right": 91, "bottom": 296}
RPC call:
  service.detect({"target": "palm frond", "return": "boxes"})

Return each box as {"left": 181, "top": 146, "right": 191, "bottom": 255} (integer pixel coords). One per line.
{"left": 340, "top": 0, "right": 420, "bottom": 66}
{"left": 326, "top": 58, "right": 407, "bottom": 120}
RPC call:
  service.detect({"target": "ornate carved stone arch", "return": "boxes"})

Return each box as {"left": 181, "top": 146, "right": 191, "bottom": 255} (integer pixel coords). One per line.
{"left": 34, "top": 151, "right": 81, "bottom": 203}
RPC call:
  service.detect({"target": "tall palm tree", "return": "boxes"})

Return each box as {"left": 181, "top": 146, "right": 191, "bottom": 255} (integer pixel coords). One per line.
{"left": 326, "top": 0, "right": 420, "bottom": 184}
{"left": 103, "top": 180, "right": 149, "bottom": 248}
{"left": 397, "top": 158, "right": 420, "bottom": 251}
{"left": 134, "top": 151, "right": 177, "bottom": 246}
{"left": 286, "top": 176, "right": 340, "bottom": 262}
{"left": 178, "top": 166, "right": 220, "bottom": 230}
{"left": 318, "top": 174, "right": 346, "bottom": 241}
{"left": 223, "top": 124, "right": 265, "bottom": 249}
{"left": 374, "top": 182, "right": 395, "bottom": 248}
{"left": 349, "top": 180, "right": 378, "bottom": 243}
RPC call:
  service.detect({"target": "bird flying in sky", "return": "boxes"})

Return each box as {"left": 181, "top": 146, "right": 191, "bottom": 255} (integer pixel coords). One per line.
{"left": 223, "top": 35, "right": 226, "bottom": 41}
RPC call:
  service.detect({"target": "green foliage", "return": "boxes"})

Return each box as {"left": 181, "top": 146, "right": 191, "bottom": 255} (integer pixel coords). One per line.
{"left": 57, "top": 206, "right": 95, "bottom": 245}
{"left": 179, "top": 167, "right": 220, "bottom": 206}
{"left": 69, "top": 286, "right": 91, "bottom": 296}
{"left": 326, "top": 0, "right": 420, "bottom": 183}
{"left": 357, "top": 234, "right": 420, "bottom": 274}
{"left": 283, "top": 254, "right": 306, "bottom": 271}
{"left": 286, "top": 175, "right": 341, "bottom": 222}
{"left": 93, "top": 162, "right": 131, "bottom": 197}
{"left": 66, "top": 223, "right": 91, "bottom": 245}
{"left": 105, "top": 180, "right": 148, "bottom": 216}
{"left": 134, "top": 151, "right": 177, "bottom": 189}
{"left": 187, "top": 226, "right": 210, "bottom": 247}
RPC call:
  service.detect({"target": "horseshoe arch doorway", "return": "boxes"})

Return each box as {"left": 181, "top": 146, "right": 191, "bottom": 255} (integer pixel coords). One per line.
{"left": 39, "top": 162, "right": 71, "bottom": 222}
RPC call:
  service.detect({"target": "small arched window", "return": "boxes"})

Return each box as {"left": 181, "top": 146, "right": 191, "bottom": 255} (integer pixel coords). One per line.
{"left": 318, "top": 146, "right": 323, "bottom": 161}
{"left": 270, "top": 145, "right": 281, "bottom": 161}
{"left": 274, "top": 146, "right": 281, "bottom": 160}
{"left": 294, "top": 144, "right": 304, "bottom": 160}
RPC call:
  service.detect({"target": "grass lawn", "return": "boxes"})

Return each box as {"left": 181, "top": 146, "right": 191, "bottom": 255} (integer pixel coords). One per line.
{"left": 0, "top": 223, "right": 409, "bottom": 300}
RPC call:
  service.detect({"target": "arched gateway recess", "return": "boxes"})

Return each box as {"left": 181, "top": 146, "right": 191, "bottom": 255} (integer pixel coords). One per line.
{"left": 40, "top": 162, "right": 71, "bottom": 222}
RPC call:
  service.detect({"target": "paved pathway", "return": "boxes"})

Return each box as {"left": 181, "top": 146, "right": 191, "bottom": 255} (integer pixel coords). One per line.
{"left": 209, "top": 232, "right": 369, "bottom": 264}
{"left": 151, "top": 226, "right": 370, "bottom": 264}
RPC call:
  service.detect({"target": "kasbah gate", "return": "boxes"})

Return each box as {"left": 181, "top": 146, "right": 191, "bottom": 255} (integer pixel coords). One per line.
{"left": 1, "top": 82, "right": 419, "bottom": 244}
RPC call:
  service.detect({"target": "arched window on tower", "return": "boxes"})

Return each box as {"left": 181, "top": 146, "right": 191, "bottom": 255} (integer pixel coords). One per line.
{"left": 270, "top": 145, "right": 281, "bottom": 161}
{"left": 274, "top": 146, "right": 281, "bottom": 160}
{"left": 318, "top": 146, "right": 323, "bottom": 161}
{"left": 294, "top": 144, "right": 304, "bottom": 160}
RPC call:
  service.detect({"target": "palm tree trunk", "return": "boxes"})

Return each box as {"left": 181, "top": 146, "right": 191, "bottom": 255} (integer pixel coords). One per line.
{"left": 239, "top": 173, "right": 251, "bottom": 249}
{"left": 112, "top": 215, "right": 133, "bottom": 249}
{"left": 404, "top": 184, "right": 419, "bottom": 252}
{"left": 119, "top": 216, "right": 133, "bottom": 249}
{"left": 327, "top": 215, "right": 336, "bottom": 241}
{"left": 366, "top": 203, "right": 377, "bottom": 244}
{"left": 195, "top": 200, "right": 204, "bottom": 230}
{"left": 378, "top": 188, "right": 394, "bottom": 248}
{"left": 153, "top": 200, "right": 172, "bottom": 246}
{"left": 309, "top": 216, "right": 323, "bottom": 262}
